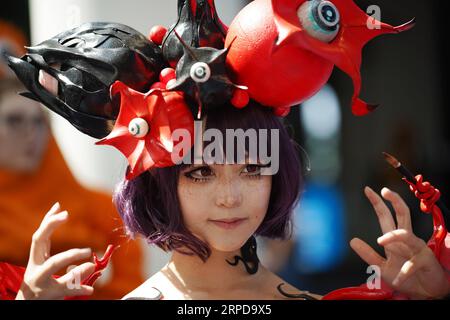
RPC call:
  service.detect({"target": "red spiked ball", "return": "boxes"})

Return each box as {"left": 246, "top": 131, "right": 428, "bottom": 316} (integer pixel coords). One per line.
{"left": 273, "top": 106, "right": 290, "bottom": 117}
{"left": 149, "top": 25, "right": 168, "bottom": 45}
{"left": 160, "top": 68, "right": 176, "bottom": 84}
{"left": 231, "top": 88, "right": 250, "bottom": 109}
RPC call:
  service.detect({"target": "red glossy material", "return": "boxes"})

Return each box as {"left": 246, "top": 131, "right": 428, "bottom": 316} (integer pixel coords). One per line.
{"left": 322, "top": 284, "right": 393, "bottom": 300}
{"left": 231, "top": 88, "right": 250, "bottom": 109}
{"left": 84, "top": 245, "right": 116, "bottom": 287}
{"left": 0, "top": 245, "right": 117, "bottom": 300}
{"left": 149, "top": 25, "right": 168, "bottom": 45}
{"left": 225, "top": 0, "right": 414, "bottom": 116}
{"left": 0, "top": 263, "right": 25, "bottom": 300}
{"left": 405, "top": 175, "right": 449, "bottom": 266}
{"left": 159, "top": 68, "right": 176, "bottom": 84}
{"left": 67, "top": 245, "right": 117, "bottom": 300}
{"left": 273, "top": 107, "right": 290, "bottom": 117}
{"left": 96, "top": 81, "right": 194, "bottom": 180}
{"left": 150, "top": 82, "right": 167, "bottom": 90}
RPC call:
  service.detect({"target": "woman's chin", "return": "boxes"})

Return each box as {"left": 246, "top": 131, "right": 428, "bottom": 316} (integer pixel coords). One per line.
{"left": 208, "top": 238, "right": 249, "bottom": 253}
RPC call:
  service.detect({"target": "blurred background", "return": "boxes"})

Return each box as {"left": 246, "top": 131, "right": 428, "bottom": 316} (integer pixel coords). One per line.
{"left": 0, "top": 0, "right": 448, "bottom": 297}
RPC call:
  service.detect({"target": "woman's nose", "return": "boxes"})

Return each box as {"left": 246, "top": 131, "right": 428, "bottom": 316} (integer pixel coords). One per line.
{"left": 215, "top": 179, "right": 243, "bottom": 208}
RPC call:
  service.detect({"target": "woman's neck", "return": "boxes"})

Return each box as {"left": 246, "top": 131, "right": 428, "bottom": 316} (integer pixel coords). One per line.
{"left": 163, "top": 247, "right": 264, "bottom": 293}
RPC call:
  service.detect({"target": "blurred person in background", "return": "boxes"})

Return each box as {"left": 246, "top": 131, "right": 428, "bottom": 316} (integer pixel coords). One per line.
{"left": 0, "top": 21, "right": 144, "bottom": 299}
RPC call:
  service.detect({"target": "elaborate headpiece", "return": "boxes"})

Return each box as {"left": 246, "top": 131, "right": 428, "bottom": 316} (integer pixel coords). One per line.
{"left": 5, "top": 0, "right": 414, "bottom": 180}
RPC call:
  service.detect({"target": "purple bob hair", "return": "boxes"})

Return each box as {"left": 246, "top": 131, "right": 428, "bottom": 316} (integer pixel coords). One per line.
{"left": 114, "top": 100, "right": 304, "bottom": 262}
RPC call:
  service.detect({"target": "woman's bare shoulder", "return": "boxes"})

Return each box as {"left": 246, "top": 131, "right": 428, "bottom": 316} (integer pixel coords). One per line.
{"left": 121, "top": 272, "right": 167, "bottom": 300}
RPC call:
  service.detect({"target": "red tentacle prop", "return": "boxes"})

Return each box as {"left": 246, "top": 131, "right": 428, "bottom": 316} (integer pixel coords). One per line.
{"left": 0, "top": 245, "right": 117, "bottom": 300}
{"left": 66, "top": 244, "right": 117, "bottom": 300}
{"left": 404, "top": 175, "right": 449, "bottom": 267}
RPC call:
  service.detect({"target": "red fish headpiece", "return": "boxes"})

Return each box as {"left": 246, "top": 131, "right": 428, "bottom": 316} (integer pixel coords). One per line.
{"left": 225, "top": 0, "right": 415, "bottom": 116}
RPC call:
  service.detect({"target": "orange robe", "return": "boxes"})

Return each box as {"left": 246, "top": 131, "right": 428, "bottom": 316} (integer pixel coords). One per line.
{"left": 0, "top": 135, "right": 144, "bottom": 299}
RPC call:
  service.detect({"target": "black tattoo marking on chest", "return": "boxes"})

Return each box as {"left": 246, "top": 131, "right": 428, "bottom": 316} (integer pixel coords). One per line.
{"left": 276, "top": 283, "right": 319, "bottom": 300}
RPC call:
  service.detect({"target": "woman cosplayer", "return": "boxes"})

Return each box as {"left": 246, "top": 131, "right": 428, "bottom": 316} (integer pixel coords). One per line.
{"left": 2, "top": 0, "right": 449, "bottom": 300}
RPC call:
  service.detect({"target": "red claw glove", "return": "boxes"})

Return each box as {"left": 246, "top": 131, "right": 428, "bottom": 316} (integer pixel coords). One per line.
{"left": 0, "top": 245, "right": 116, "bottom": 300}
{"left": 66, "top": 244, "right": 117, "bottom": 300}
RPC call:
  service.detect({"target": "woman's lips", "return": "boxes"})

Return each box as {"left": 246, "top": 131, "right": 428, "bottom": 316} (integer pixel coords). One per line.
{"left": 209, "top": 218, "right": 248, "bottom": 230}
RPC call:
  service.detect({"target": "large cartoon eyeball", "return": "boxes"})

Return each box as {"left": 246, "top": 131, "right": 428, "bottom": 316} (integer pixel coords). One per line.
{"left": 190, "top": 62, "right": 211, "bottom": 83}
{"left": 128, "top": 118, "right": 149, "bottom": 138}
{"left": 298, "top": 0, "right": 340, "bottom": 43}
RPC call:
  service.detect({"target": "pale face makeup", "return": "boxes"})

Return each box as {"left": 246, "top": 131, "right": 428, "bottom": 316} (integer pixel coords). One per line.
{"left": 0, "top": 92, "right": 49, "bottom": 173}
{"left": 177, "top": 162, "right": 272, "bottom": 253}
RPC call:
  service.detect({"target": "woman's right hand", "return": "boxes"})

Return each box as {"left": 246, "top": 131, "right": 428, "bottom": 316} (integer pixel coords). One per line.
{"left": 16, "top": 202, "right": 95, "bottom": 300}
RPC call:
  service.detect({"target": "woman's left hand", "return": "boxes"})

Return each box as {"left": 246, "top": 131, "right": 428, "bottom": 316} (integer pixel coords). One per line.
{"left": 350, "top": 187, "right": 450, "bottom": 299}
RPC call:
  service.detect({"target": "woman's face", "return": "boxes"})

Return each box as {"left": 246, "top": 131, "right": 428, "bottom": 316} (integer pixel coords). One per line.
{"left": 178, "top": 163, "right": 272, "bottom": 252}
{"left": 0, "top": 92, "right": 49, "bottom": 173}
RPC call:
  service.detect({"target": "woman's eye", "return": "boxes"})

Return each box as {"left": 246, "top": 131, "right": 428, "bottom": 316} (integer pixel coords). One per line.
{"left": 297, "top": 0, "right": 340, "bottom": 43}
{"left": 185, "top": 166, "right": 214, "bottom": 181}
{"left": 242, "top": 165, "right": 262, "bottom": 175}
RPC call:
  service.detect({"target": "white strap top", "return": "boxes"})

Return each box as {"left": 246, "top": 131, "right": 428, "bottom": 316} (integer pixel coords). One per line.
{"left": 122, "top": 287, "right": 164, "bottom": 300}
